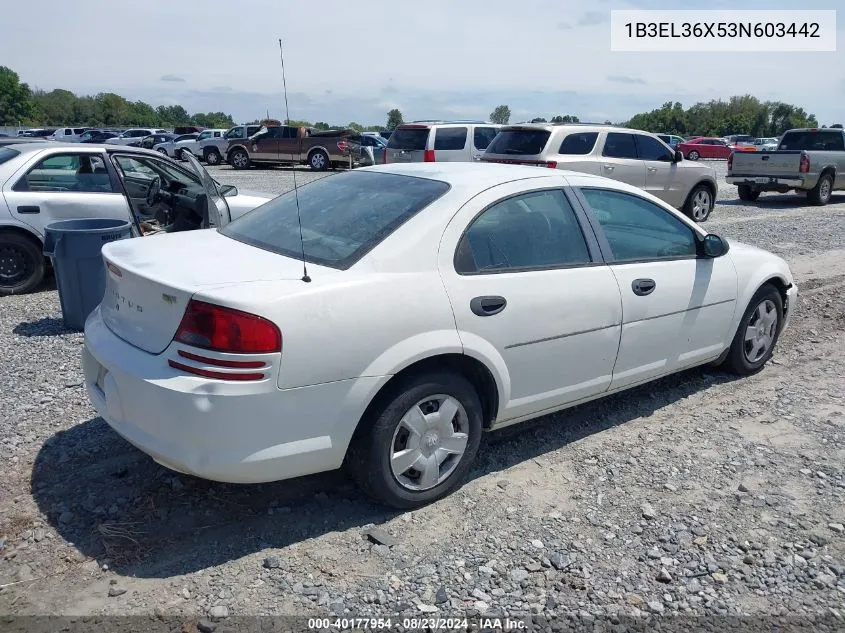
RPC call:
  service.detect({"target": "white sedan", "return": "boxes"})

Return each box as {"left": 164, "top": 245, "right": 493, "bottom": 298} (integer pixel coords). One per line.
{"left": 0, "top": 143, "right": 271, "bottom": 295}
{"left": 83, "top": 163, "right": 797, "bottom": 508}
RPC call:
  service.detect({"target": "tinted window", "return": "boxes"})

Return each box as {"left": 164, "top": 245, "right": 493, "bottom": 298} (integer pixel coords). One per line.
{"left": 387, "top": 127, "right": 430, "bottom": 150}
{"left": 455, "top": 190, "right": 591, "bottom": 273}
{"left": 602, "top": 133, "right": 637, "bottom": 159}
{"left": 581, "top": 188, "right": 697, "bottom": 261}
{"left": 558, "top": 132, "right": 598, "bottom": 155}
{"left": 434, "top": 127, "right": 467, "bottom": 151}
{"left": 656, "top": 134, "right": 670, "bottom": 143}
{"left": 473, "top": 127, "right": 498, "bottom": 150}
{"left": 779, "top": 130, "right": 844, "bottom": 151}
{"left": 634, "top": 134, "right": 674, "bottom": 161}
{"left": 282, "top": 126, "right": 298, "bottom": 139}
{"left": 220, "top": 171, "right": 450, "bottom": 269}
{"left": 15, "top": 153, "right": 114, "bottom": 193}
{"left": 197, "top": 131, "right": 211, "bottom": 141}
{"left": 486, "top": 129, "right": 551, "bottom": 155}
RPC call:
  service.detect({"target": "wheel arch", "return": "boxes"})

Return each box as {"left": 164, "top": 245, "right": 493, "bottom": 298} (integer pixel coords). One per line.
{"left": 684, "top": 178, "right": 716, "bottom": 207}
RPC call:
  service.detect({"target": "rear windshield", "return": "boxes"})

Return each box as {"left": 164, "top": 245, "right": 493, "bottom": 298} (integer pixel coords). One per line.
{"left": 486, "top": 129, "right": 551, "bottom": 155}
{"left": 220, "top": 171, "right": 450, "bottom": 269}
{"left": 779, "top": 130, "right": 844, "bottom": 151}
{"left": 0, "top": 147, "right": 20, "bottom": 165}
{"left": 387, "top": 127, "right": 430, "bottom": 150}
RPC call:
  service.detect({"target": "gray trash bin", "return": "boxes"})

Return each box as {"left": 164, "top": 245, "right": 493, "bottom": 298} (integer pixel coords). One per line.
{"left": 43, "top": 218, "right": 134, "bottom": 331}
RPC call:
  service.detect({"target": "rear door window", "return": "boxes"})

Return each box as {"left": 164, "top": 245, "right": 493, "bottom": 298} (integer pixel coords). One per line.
{"left": 434, "top": 127, "right": 468, "bottom": 151}
{"left": 558, "top": 132, "right": 598, "bottom": 155}
{"left": 473, "top": 126, "right": 499, "bottom": 150}
{"left": 486, "top": 129, "right": 551, "bottom": 155}
{"left": 387, "top": 127, "right": 430, "bottom": 150}
{"left": 602, "top": 133, "right": 637, "bottom": 159}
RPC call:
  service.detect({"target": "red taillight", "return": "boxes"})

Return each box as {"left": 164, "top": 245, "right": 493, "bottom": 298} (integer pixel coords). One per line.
{"left": 546, "top": 161, "right": 557, "bottom": 168}
{"left": 799, "top": 153, "right": 810, "bottom": 173}
{"left": 173, "top": 300, "right": 281, "bottom": 354}
{"left": 382, "top": 147, "right": 388, "bottom": 164}
{"left": 176, "top": 349, "right": 265, "bottom": 369}
{"left": 423, "top": 149, "right": 435, "bottom": 162}
{"left": 337, "top": 140, "right": 348, "bottom": 152}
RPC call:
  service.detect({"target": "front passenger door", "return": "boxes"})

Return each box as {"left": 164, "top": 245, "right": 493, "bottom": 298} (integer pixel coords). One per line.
{"left": 633, "top": 134, "right": 686, "bottom": 208}
{"left": 578, "top": 188, "right": 738, "bottom": 390}
{"left": 600, "top": 133, "right": 646, "bottom": 188}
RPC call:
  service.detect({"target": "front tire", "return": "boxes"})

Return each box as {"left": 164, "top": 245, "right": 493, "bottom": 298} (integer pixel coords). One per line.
{"left": 737, "top": 185, "right": 760, "bottom": 202}
{"left": 309, "top": 149, "right": 329, "bottom": 171}
{"left": 687, "top": 150, "right": 700, "bottom": 161}
{"left": 156, "top": 148, "right": 168, "bottom": 156}
{"left": 807, "top": 172, "right": 833, "bottom": 206}
{"left": 347, "top": 371, "right": 483, "bottom": 509}
{"left": 0, "top": 232, "right": 46, "bottom": 296}
{"left": 684, "top": 184, "right": 713, "bottom": 222}
{"left": 229, "top": 148, "right": 250, "bottom": 170}
{"left": 721, "top": 284, "right": 783, "bottom": 375}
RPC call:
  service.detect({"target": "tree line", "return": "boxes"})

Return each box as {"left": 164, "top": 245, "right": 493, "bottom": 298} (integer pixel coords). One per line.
{"left": 2, "top": 66, "right": 838, "bottom": 136}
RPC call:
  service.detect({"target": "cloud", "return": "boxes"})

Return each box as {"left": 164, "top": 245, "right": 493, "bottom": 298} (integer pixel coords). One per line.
{"left": 160, "top": 74, "right": 185, "bottom": 83}
{"left": 607, "top": 75, "right": 647, "bottom": 85}
{"left": 577, "top": 11, "right": 608, "bottom": 26}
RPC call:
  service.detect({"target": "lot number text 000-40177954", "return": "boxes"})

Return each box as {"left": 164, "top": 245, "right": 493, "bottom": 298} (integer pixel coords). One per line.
{"left": 609, "top": 9, "right": 836, "bottom": 52}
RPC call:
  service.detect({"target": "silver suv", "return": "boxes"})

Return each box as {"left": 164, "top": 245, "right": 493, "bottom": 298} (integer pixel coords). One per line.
{"left": 482, "top": 124, "right": 718, "bottom": 221}
{"left": 384, "top": 121, "right": 502, "bottom": 164}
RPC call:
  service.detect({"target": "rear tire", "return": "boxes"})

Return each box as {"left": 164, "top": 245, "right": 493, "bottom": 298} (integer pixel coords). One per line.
{"left": 720, "top": 284, "right": 783, "bottom": 376}
{"left": 807, "top": 172, "right": 833, "bottom": 206}
{"left": 229, "top": 148, "right": 250, "bottom": 170}
{"left": 687, "top": 150, "right": 700, "bottom": 161}
{"left": 0, "top": 232, "right": 45, "bottom": 296}
{"left": 737, "top": 185, "right": 760, "bottom": 202}
{"left": 204, "top": 148, "right": 222, "bottom": 166}
{"left": 346, "top": 370, "right": 483, "bottom": 509}
{"left": 156, "top": 148, "right": 168, "bottom": 156}
{"left": 309, "top": 149, "right": 329, "bottom": 171}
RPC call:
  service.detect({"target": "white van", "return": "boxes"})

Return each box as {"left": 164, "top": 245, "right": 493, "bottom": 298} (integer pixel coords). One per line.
{"left": 384, "top": 121, "right": 502, "bottom": 164}
{"left": 49, "top": 127, "right": 89, "bottom": 142}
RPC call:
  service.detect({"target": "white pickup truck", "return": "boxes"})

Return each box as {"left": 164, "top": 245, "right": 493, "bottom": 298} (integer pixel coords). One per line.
{"left": 726, "top": 128, "right": 845, "bottom": 205}
{"left": 174, "top": 129, "right": 228, "bottom": 162}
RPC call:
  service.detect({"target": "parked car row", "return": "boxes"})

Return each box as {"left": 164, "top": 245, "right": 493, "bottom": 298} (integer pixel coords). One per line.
{"left": 383, "top": 122, "right": 718, "bottom": 221}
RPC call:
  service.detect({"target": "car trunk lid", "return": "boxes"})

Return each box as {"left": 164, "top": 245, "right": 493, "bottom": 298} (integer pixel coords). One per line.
{"left": 99, "top": 230, "right": 319, "bottom": 355}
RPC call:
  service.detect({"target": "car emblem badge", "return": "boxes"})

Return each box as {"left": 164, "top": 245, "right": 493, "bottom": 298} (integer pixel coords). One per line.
{"left": 162, "top": 293, "right": 177, "bottom": 304}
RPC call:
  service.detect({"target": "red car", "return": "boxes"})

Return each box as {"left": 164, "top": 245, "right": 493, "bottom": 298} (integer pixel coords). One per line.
{"left": 677, "top": 137, "right": 734, "bottom": 160}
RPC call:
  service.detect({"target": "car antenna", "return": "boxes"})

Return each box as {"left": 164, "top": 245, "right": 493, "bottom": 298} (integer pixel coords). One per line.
{"left": 278, "top": 38, "right": 310, "bottom": 282}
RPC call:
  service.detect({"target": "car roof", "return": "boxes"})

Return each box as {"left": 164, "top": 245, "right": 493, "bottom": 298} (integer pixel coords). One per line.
{"left": 499, "top": 123, "right": 652, "bottom": 135}
{"left": 1, "top": 141, "right": 172, "bottom": 159}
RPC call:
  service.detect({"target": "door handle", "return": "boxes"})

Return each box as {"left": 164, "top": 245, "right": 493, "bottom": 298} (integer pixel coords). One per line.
{"left": 647, "top": 167, "right": 657, "bottom": 172}
{"left": 603, "top": 164, "right": 615, "bottom": 171}
{"left": 17, "top": 206, "right": 40, "bottom": 214}
{"left": 631, "top": 278, "right": 656, "bottom": 296}
{"left": 470, "top": 295, "right": 507, "bottom": 316}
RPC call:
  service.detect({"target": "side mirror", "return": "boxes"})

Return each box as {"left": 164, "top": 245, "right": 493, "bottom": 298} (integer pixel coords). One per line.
{"left": 674, "top": 150, "right": 683, "bottom": 162}
{"left": 221, "top": 184, "right": 238, "bottom": 197}
{"left": 702, "top": 233, "right": 729, "bottom": 258}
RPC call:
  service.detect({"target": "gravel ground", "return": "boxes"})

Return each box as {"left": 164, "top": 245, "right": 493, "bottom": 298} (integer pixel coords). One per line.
{"left": 1, "top": 161, "right": 844, "bottom": 630}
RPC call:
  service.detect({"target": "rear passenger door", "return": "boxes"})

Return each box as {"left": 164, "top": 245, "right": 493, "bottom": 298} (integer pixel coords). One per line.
{"left": 439, "top": 183, "right": 623, "bottom": 423}
{"left": 251, "top": 127, "right": 282, "bottom": 161}
{"left": 599, "top": 133, "right": 646, "bottom": 189}
{"left": 471, "top": 126, "right": 499, "bottom": 161}
{"left": 433, "top": 126, "right": 469, "bottom": 161}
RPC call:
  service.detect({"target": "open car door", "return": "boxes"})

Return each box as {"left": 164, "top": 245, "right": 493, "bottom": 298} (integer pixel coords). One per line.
{"left": 182, "top": 151, "right": 232, "bottom": 228}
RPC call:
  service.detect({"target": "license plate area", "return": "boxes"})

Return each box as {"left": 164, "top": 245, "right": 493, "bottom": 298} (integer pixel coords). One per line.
{"left": 753, "top": 177, "right": 775, "bottom": 184}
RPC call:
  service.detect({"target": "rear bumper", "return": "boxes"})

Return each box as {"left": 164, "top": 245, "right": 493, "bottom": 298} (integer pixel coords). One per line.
{"left": 726, "top": 175, "right": 808, "bottom": 188}
{"left": 82, "top": 307, "right": 385, "bottom": 484}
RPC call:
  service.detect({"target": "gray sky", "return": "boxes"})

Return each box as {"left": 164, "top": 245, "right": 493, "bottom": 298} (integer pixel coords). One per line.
{"left": 2, "top": 0, "right": 842, "bottom": 125}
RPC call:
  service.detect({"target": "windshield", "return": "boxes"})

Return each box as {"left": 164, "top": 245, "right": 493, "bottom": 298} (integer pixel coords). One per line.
{"left": 486, "top": 129, "right": 551, "bottom": 155}
{"left": 0, "top": 147, "right": 20, "bottom": 165}
{"left": 220, "top": 171, "right": 450, "bottom": 269}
